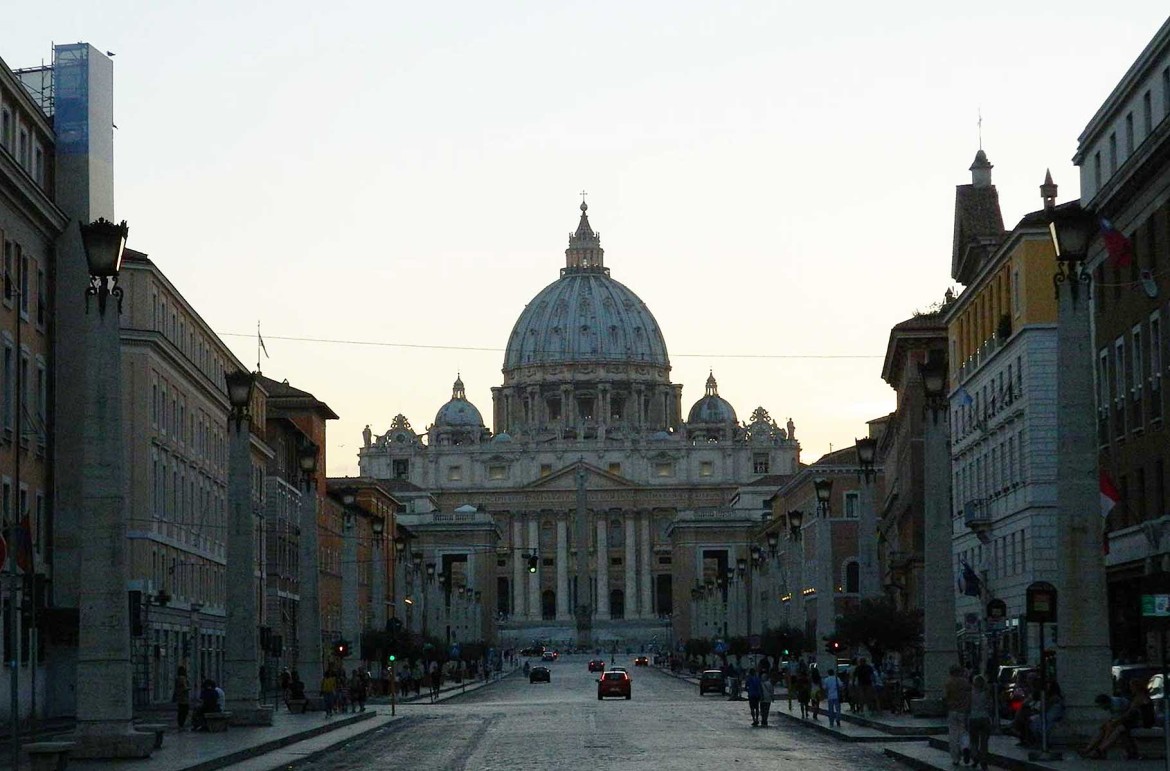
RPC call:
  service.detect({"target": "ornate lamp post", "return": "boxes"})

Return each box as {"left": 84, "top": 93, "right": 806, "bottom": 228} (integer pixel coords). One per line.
{"left": 812, "top": 478, "right": 835, "bottom": 673}
{"left": 295, "top": 442, "right": 324, "bottom": 697}
{"left": 855, "top": 436, "right": 880, "bottom": 599}
{"left": 223, "top": 369, "right": 272, "bottom": 724}
{"left": 1042, "top": 173, "right": 1111, "bottom": 733}
{"left": 371, "top": 517, "right": 387, "bottom": 632}
{"left": 68, "top": 219, "right": 154, "bottom": 758}
{"left": 913, "top": 349, "right": 955, "bottom": 714}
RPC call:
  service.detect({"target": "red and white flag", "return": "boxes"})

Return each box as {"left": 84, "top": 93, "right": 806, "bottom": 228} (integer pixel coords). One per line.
{"left": 1101, "top": 468, "right": 1121, "bottom": 518}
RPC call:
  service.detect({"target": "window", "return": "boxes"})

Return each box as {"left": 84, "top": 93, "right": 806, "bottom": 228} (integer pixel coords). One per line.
{"left": 17, "top": 129, "right": 28, "bottom": 168}
{"left": 1109, "top": 132, "right": 1118, "bottom": 174}
{"left": 699, "top": 461, "right": 714, "bottom": 477}
{"left": 654, "top": 462, "right": 673, "bottom": 478}
{"left": 35, "top": 268, "right": 44, "bottom": 326}
{"left": 1144, "top": 91, "right": 1153, "bottom": 136}
{"left": 1125, "top": 112, "right": 1135, "bottom": 155}
{"left": 18, "top": 249, "right": 27, "bottom": 315}
{"left": 844, "top": 491, "right": 859, "bottom": 518}
{"left": 33, "top": 145, "right": 44, "bottom": 186}
{"left": 0, "top": 108, "right": 11, "bottom": 149}
{"left": 2, "top": 239, "right": 12, "bottom": 302}
{"left": 1094, "top": 152, "right": 1102, "bottom": 194}
{"left": 845, "top": 562, "right": 860, "bottom": 594}
{"left": 1152, "top": 313, "right": 1162, "bottom": 388}
{"left": 446, "top": 466, "right": 462, "bottom": 482}
{"left": 752, "top": 453, "right": 770, "bottom": 474}
{"left": 1164, "top": 67, "right": 1170, "bottom": 122}
{"left": 1012, "top": 268, "right": 1020, "bottom": 315}
{"left": 488, "top": 464, "right": 507, "bottom": 480}
{"left": 1116, "top": 337, "right": 1127, "bottom": 403}
{"left": 1134, "top": 327, "right": 1144, "bottom": 396}
{"left": 392, "top": 459, "right": 409, "bottom": 479}
{"left": 2, "top": 345, "right": 11, "bottom": 434}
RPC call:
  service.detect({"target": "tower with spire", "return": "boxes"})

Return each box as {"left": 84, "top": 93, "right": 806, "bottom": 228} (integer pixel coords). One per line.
{"left": 564, "top": 201, "right": 606, "bottom": 274}
{"left": 951, "top": 148, "right": 1006, "bottom": 285}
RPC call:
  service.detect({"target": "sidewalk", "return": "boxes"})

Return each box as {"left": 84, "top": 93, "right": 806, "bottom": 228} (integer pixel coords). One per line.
{"left": 884, "top": 734, "right": 1165, "bottom": 771}
{"left": 4, "top": 672, "right": 513, "bottom": 771}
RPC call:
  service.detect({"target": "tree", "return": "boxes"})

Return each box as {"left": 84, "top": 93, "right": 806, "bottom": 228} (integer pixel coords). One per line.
{"left": 684, "top": 637, "right": 713, "bottom": 666}
{"left": 832, "top": 598, "right": 922, "bottom": 665}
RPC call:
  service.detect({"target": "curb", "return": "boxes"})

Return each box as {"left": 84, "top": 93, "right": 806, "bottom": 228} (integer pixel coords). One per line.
{"left": 183, "top": 711, "right": 377, "bottom": 771}
{"left": 770, "top": 706, "right": 928, "bottom": 744}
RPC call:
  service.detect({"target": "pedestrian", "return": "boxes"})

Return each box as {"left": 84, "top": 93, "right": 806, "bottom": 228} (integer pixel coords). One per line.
{"left": 795, "top": 664, "right": 812, "bottom": 719}
{"left": 809, "top": 667, "right": 823, "bottom": 721}
{"left": 968, "top": 674, "right": 993, "bottom": 771}
{"left": 855, "top": 657, "right": 875, "bottom": 714}
{"left": 192, "top": 679, "right": 219, "bottom": 731}
{"left": 822, "top": 667, "right": 844, "bottom": 728}
{"left": 786, "top": 659, "right": 798, "bottom": 712}
{"left": 173, "top": 666, "right": 190, "bottom": 730}
{"left": 336, "top": 671, "right": 350, "bottom": 713}
{"left": 943, "top": 665, "right": 972, "bottom": 767}
{"left": 745, "top": 668, "right": 763, "bottom": 726}
{"left": 759, "top": 673, "right": 775, "bottom": 727}
{"left": 279, "top": 667, "right": 291, "bottom": 708}
{"left": 321, "top": 669, "right": 337, "bottom": 718}
{"left": 351, "top": 669, "right": 368, "bottom": 712}
{"left": 430, "top": 659, "right": 442, "bottom": 701}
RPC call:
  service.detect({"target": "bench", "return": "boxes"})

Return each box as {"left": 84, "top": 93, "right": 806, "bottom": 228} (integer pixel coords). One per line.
{"left": 25, "top": 741, "right": 77, "bottom": 771}
{"left": 135, "top": 723, "right": 168, "bottom": 749}
{"left": 204, "top": 712, "right": 232, "bottom": 733}
{"left": 286, "top": 698, "right": 308, "bottom": 714}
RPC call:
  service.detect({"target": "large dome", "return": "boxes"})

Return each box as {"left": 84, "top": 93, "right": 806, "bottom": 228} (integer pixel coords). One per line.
{"left": 503, "top": 203, "right": 669, "bottom": 371}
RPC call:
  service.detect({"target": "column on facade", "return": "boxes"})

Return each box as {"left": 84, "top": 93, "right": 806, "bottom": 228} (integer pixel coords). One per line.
{"left": 372, "top": 536, "right": 386, "bottom": 633}
{"left": 596, "top": 515, "right": 610, "bottom": 619}
{"left": 527, "top": 515, "right": 541, "bottom": 620}
{"left": 561, "top": 385, "right": 573, "bottom": 431}
{"left": 341, "top": 518, "right": 359, "bottom": 645}
{"left": 556, "top": 517, "right": 570, "bottom": 621}
{"left": 624, "top": 515, "right": 637, "bottom": 619}
{"left": 640, "top": 512, "right": 654, "bottom": 619}
{"left": 511, "top": 517, "right": 525, "bottom": 619}
{"left": 858, "top": 476, "right": 880, "bottom": 599}
{"left": 296, "top": 487, "right": 323, "bottom": 702}
{"left": 921, "top": 408, "right": 956, "bottom": 703}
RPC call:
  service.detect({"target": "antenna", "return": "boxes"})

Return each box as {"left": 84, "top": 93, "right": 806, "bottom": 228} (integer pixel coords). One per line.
{"left": 977, "top": 107, "right": 983, "bottom": 151}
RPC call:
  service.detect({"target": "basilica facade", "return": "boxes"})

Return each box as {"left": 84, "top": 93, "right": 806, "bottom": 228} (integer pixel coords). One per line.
{"left": 358, "top": 203, "right": 801, "bottom": 648}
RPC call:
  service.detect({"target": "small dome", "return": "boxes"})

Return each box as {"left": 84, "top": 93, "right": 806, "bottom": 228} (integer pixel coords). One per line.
{"left": 492, "top": 432, "right": 514, "bottom": 443}
{"left": 687, "top": 372, "right": 737, "bottom": 424}
{"left": 434, "top": 375, "right": 485, "bottom": 428}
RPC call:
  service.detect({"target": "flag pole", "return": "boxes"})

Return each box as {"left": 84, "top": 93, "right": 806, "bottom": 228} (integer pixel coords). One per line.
{"left": 257, "top": 320, "right": 261, "bottom": 373}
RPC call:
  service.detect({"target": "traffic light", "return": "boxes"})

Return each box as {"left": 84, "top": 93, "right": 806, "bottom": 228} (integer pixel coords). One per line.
{"left": 823, "top": 638, "right": 841, "bottom": 655}
{"left": 336, "top": 640, "right": 351, "bottom": 658}
{"left": 527, "top": 554, "right": 539, "bottom": 573}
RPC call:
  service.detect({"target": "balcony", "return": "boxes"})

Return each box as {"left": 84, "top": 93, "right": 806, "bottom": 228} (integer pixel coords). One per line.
{"left": 963, "top": 500, "right": 990, "bottom": 531}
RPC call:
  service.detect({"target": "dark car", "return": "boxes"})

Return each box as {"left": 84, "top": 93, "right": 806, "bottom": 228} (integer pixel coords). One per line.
{"left": 634, "top": 656, "right": 649, "bottom": 667}
{"left": 541, "top": 651, "right": 557, "bottom": 662}
{"left": 598, "top": 670, "right": 632, "bottom": 699}
{"left": 529, "top": 666, "right": 551, "bottom": 683}
{"left": 520, "top": 645, "right": 546, "bottom": 657}
{"left": 699, "top": 669, "right": 724, "bottom": 696}
{"left": 588, "top": 659, "right": 605, "bottom": 673}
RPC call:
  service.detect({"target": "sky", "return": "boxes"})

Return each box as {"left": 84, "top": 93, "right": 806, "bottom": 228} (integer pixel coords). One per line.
{"left": 5, "top": 3, "right": 1169, "bottom": 477}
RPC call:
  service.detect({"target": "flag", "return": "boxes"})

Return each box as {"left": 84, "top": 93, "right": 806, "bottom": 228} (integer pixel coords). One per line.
{"left": 1100, "top": 218, "right": 1133, "bottom": 268}
{"left": 1100, "top": 468, "right": 1121, "bottom": 519}
{"left": 13, "top": 514, "right": 33, "bottom": 573}
{"left": 958, "top": 562, "right": 982, "bottom": 598}
{"left": 259, "top": 330, "right": 269, "bottom": 359}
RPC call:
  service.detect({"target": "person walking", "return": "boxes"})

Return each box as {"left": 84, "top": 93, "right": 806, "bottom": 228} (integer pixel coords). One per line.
{"left": 321, "top": 669, "right": 338, "bottom": 718}
{"left": 279, "top": 667, "right": 291, "bottom": 707}
{"left": 968, "top": 674, "right": 993, "bottom": 771}
{"left": 854, "top": 658, "right": 875, "bottom": 714}
{"left": 794, "top": 664, "right": 812, "bottom": 719}
{"left": 809, "top": 667, "right": 823, "bottom": 721}
{"left": 745, "top": 668, "right": 763, "bottom": 726}
{"left": 943, "top": 665, "right": 973, "bottom": 766}
{"left": 173, "top": 666, "right": 191, "bottom": 730}
{"left": 759, "top": 672, "right": 775, "bottom": 727}
{"left": 822, "top": 667, "right": 844, "bottom": 728}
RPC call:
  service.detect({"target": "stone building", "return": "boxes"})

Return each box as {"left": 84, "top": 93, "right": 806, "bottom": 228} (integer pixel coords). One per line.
{"left": 359, "top": 203, "right": 801, "bottom": 647}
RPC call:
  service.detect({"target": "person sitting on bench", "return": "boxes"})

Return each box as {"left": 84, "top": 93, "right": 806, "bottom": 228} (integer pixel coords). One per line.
{"left": 192, "top": 679, "right": 220, "bottom": 731}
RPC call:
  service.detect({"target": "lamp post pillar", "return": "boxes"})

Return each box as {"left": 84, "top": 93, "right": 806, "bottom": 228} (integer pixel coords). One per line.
{"left": 224, "top": 404, "right": 272, "bottom": 725}
{"left": 296, "top": 480, "right": 324, "bottom": 699}
{"left": 859, "top": 476, "right": 880, "bottom": 599}
{"left": 71, "top": 277, "right": 154, "bottom": 758}
{"left": 816, "top": 508, "right": 836, "bottom": 673}
{"left": 919, "top": 386, "right": 956, "bottom": 710}
{"left": 1054, "top": 248, "right": 1112, "bottom": 734}
{"left": 372, "top": 537, "right": 386, "bottom": 632}
{"left": 341, "top": 517, "right": 359, "bottom": 646}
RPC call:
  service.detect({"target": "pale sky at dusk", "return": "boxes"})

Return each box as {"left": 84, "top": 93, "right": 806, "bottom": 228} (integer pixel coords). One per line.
{"left": 5, "top": 3, "right": 1169, "bottom": 476}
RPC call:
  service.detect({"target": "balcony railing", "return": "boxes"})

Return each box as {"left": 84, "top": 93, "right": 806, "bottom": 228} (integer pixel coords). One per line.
{"left": 963, "top": 499, "right": 990, "bottom": 530}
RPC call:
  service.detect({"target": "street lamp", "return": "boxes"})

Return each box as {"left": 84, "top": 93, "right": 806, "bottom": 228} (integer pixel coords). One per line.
{"left": 225, "top": 370, "right": 255, "bottom": 430}
{"left": 69, "top": 217, "right": 155, "bottom": 758}
{"left": 919, "top": 353, "right": 948, "bottom": 419}
{"left": 426, "top": 562, "right": 437, "bottom": 582}
{"left": 766, "top": 531, "right": 780, "bottom": 557}
{"left": 736, "top": 557, "right": 747, "bottom": 579}
{"left": 1041, "top": 173, "right": 1111, "bottom": 733}
{"left": 855, "top": 435, "right": 879, "bottom": 599}
{"left": 855, "top": 437, "right": 877, "bottom": 482}
{"left": 78, "top": 217, "right": 129, "bottom": 315}
{"left": 787, "top": 510, "right": 804, "bottom": 541}
{"left": 814, "top": 478, "right": 832, "bottom": 517}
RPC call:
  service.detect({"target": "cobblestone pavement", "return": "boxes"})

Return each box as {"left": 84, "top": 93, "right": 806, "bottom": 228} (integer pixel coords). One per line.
{"left": 285, "top": 656, "right": 905, "bottom": 771}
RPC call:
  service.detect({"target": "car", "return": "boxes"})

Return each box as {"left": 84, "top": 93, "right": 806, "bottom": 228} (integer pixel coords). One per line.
{"left": 529, "top": 665, "right": 551, "bottom": 683}
{"left": 588, "top": 659, "right": 605, "bottom": 673}
{"left": 609, "top": 666, "right": 628, "bottom": 674}
{"left": 520, "top": 645, "right": 545, "bottom": 657}
{"left": 541, "top": 651, "right": 557, "bottom": 662}
{"left": 996, "top": 666, "right": 1037, "bottom": 717}
{"left": 699, "top": 669, "right": 725, "bottom": 696}
{"left": 634, "top": 656, "right": 649, "bottom": 667}
{"left": 598, "top": 670, "right": 632, "bottom": 699}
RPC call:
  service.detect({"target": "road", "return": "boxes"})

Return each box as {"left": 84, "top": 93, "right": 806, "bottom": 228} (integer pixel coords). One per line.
{"left": 287, "top": 655, "right": 905, "bottom": 771}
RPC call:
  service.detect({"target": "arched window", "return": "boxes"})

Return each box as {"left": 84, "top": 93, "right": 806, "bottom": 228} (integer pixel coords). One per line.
{"left": 845, "top": 561, "right": 860, "bottom": 594}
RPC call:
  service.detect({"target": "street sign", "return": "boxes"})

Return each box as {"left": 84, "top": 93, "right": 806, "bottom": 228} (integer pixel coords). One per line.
{"left": 449, "top": 643, "right": 461, "bottom": 658}
{"left": 1025, "top": 581, "right": 1058, "bottom": 624}
{"left": 714, "top": 639, "right": 728, "bottom": 655}
{"left": 1141, "top": 594, "right": 1170, "bottom": 618}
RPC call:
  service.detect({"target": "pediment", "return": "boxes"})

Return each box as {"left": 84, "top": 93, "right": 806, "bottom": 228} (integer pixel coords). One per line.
{"left": 522, "top": 461, "right": 638, "bottom": 491}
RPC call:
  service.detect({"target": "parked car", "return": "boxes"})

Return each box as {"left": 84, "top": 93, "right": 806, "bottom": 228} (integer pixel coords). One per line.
{"left": 634, "top": 656, "right": 649, "bottom": 667}
{"left": 699, "top": 669, "right": 725, "bottom": 696}
{"left": 588, "top": 659, "right": 606, "bottom": 673}
{"left": 529, "top": 666, "right": 551, "bottom": 683}
{"left": 598, "top": 670, "right": 632, "bottom": 700}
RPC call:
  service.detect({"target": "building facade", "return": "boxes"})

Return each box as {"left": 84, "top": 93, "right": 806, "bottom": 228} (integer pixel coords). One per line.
{"left": 359, "top": 203, "right": 802, "bottom": 647}
{"left": 1073, "top": 17, "right": 1170, "bottom": 662}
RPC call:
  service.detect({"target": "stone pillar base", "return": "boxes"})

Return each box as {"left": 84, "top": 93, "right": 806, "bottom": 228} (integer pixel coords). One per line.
{"left": 908, "top": 697, "right": 946, "bottom": 718}
{"left": 68, "top": 725, "right": 154, "bottom": 759}
{"left": 227, "top": 704, "right": 275, "bottom": 726}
